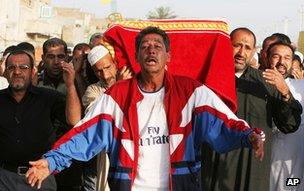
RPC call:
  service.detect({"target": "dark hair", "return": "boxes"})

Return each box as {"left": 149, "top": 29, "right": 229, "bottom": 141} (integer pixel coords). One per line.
{"left": 271, "top": 33, "right": 291, "bottom": 44}
{"left": 266, "top": 41, "right": 294, "bottom": 59}
{"left": 73, "top": 43, "right": 90, "bottom": 55}
{"left": 261, "top": 35, "right": 277, "bottom": 50}
{"left": 17, "top": 42, "right": 35, "bottom": 55}
{"left": 293, "top": 54, "right": 302, "bottom": 63}
{"left": 89, "top": 33, "right": 103, "bottom": 46}
{"left": 3, "top": 45, "right": 17, "bottom": 57}
{"left": 293, "top": 54, "right": 304, "bottom": 70}
{"left": 43, "top": 37, "right": 67, "bottom": 55}
{"left": 230, "top": 27, "right": 256, "bottom": 47}
{"left": 85, "top": 62, "right": 99, "bottom": 84}
{"left": 135, "top": 26, "right": 170, "bottom": 55}
{"left": 5, "top": 48, "right": 35, "bottom": 68}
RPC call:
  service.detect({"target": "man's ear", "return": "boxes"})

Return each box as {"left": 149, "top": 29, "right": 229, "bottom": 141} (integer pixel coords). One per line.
{"left": 166, "top": 52, "right": 171, "bottom": 63}
{"left": 31, "top": 67, "right": 37, "bottom": 80}
{"left": 252, "top": 47, "right": 257, "bottom": 57}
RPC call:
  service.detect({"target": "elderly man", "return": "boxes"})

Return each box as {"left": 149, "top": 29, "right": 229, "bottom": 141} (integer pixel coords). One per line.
{"left": 79, "top": 45, "right": 132, "bottom": 191}
{"left": 0, "top": 47, "right": 76, "bottom": 190}
{"left": 26, "top": 26, "right": 264, "bottom": 191}
{"left": 83, "top": 45, "right": 132, "bottom": 111}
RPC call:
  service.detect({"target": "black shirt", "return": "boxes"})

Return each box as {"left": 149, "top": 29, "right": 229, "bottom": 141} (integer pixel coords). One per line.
{"left": 0, "top": 85, "right": 67, "bottom": 165}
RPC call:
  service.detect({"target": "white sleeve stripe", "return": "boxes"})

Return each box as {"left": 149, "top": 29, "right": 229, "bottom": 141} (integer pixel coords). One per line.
{"left": 180, "top": 85, "right": 248, "bottom": 127}
{"left": 75, "top": 93, "right": 126, "bottom": 132}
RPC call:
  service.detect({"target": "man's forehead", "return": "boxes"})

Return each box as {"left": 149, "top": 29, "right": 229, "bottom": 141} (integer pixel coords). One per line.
{"left": 73, "top": 49, "right": 85, "bottom": 56}
{"left": 232, "top": 31, "right": 255, "bottom": 43}
{"left": 46, "top": 45, "right": 66, "bottom": 53}
{"left": 271, "top": 45, "right": 293, "bottom": 54}
{"left": 95, "top": 54, "right": 114, "bottom": 68}
{"left": 233, "top": 35, "right": 254, "bottom": 43}
{"left": 142, "top": 33, "right": 163, "bottom": 42}
{"left": 7, "top": 53, "right": 31, "bottom": 64}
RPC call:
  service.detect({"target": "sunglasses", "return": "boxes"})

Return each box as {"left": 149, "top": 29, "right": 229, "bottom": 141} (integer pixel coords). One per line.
{"left": 6, "top": 64, "right": 31, "bottom": 71}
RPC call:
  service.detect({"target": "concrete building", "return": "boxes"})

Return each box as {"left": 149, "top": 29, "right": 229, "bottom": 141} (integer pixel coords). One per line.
{"left": 298, "top": 31, "right": 304, "bottom": 55}
{"left": 0, "top": 0, "right": 108, "bottom": 59}
{"left": 0, "top": 0, "right": 61, "bottom": 51}
{"left": 53, "top": 7, "right": 108, "bottom": 48}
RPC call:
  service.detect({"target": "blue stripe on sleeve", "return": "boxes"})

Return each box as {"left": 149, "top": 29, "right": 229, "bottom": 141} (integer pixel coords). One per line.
{"left": 193, "top": 112, "right": 252, "bottom": 153}
{"left": 44, "top": 119, "right": 113, "bottom": 172}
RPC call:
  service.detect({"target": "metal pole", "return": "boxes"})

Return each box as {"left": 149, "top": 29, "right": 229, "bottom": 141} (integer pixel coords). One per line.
{"left": 110, "top": 0, "right": 117, "bottom": 13}
{"left": 300, "top": 5, "right": 304, "bottom": 31}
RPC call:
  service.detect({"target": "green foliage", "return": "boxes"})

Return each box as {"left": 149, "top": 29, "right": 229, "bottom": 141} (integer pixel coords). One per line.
{"left": 146, "top": 6, "right": 177, "bottom": 19}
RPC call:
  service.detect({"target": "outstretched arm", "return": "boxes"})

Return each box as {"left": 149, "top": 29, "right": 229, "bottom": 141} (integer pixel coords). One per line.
{"left": 191, "top": 85, "right": 265, "bottom": 160}
{"left": 26, "top": 93, "right": 117, "bottom": 188}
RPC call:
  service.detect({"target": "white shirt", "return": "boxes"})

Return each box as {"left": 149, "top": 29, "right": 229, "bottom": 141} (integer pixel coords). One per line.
{"left": 0, "top": 76, "right": 8, "bottom": 90}
{"left": 132, "top": 86, "right": 170, "bottom": 191}
{"left": 270, "top": 78, "right": 304, "bottom": 191}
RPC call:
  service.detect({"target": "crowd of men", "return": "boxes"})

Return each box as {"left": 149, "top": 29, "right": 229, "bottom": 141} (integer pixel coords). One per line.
{"left": 0, "top": 25, "right": 303, "bottom": 191}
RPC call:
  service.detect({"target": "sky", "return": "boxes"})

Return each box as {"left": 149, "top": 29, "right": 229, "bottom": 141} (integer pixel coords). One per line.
{"left": 51, "top": 0, "right": 304, "bottom": 46}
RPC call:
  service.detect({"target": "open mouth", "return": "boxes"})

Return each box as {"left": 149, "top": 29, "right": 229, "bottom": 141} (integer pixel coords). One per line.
{"left": 276, "top": 64, "right": 287, "bottom": 75}
{"left": 234, "top": 56, "right": 245, "bottom": 64}
{"left": 145, "top": 57, "right": 157, "bottom": 65}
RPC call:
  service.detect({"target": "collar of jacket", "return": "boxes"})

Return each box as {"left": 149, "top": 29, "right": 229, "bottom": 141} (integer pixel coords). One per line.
{"left": 126, "top": 71, "right": 173, "bottom": 185}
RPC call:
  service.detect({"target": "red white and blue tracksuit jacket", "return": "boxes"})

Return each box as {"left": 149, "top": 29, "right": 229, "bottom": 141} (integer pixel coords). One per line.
{"left": 44, "top": 72, "right": 254, "bottom": 191}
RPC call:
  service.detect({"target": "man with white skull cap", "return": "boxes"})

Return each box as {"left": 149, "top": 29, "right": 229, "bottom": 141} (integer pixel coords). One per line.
{"left": 83, "top": 45, "right": 133, "bottom": 111}
{"left": 84, "top": 45, "right": 133, "bottom": 191}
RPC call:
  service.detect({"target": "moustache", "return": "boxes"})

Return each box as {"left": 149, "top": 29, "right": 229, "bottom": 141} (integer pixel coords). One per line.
{"left": 275, "top": 63, "right": 287, "bottom": 70}
{"left": 12, "top": 76, "right": 25, "bottom": 80}
{"left": 234, "top": 54, "right": 244, "bottom": 59}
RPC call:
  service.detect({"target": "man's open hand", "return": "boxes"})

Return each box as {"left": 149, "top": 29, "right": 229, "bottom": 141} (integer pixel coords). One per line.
{"left": 25, "top": 159, "right": 51, "bottom": 189}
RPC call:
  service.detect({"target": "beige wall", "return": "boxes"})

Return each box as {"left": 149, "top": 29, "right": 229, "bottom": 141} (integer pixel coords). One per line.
{"left": 298, "top": 31, "right": 304, "bottom": 55}
{"left": 0, "top": 0, "right": 20, "bottom": 50}
{"left": 0, "top": 0, "right": 109, "bottom": 57}
{"left": 54, "top": 7, "right": 109, "bottom": 46}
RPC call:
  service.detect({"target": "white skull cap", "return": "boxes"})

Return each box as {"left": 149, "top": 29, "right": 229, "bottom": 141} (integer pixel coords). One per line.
{"left": 87, "top": 45, "right": 109, "bottom": 66}
{"left": 295, "top": 51, "right": 304, "bottom": 63}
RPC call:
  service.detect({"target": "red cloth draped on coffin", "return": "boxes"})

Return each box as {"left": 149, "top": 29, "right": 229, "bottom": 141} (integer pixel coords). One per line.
{"left": 104, "top": 19, "right": 237, "bottom": 112}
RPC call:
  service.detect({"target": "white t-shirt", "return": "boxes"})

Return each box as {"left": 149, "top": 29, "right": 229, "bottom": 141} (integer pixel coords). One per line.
{"left": 132, "top": 86, "right": 170, "bottom": 191}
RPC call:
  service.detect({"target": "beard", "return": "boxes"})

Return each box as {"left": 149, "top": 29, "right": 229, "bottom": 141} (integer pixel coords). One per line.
{"left": 105, "top": 77, "right": 116, "bottom": 87}
{"left": 9, "top": 78, "right": 30, "bottom": 91}
{"left": 285, "top": 68, "right": 293, "bottom": 79}
{"left": 275, "top": 64, "right": 290, "bottom": 79}
{"left": 235, "top": 62, "right": 248, "bottom": 73}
